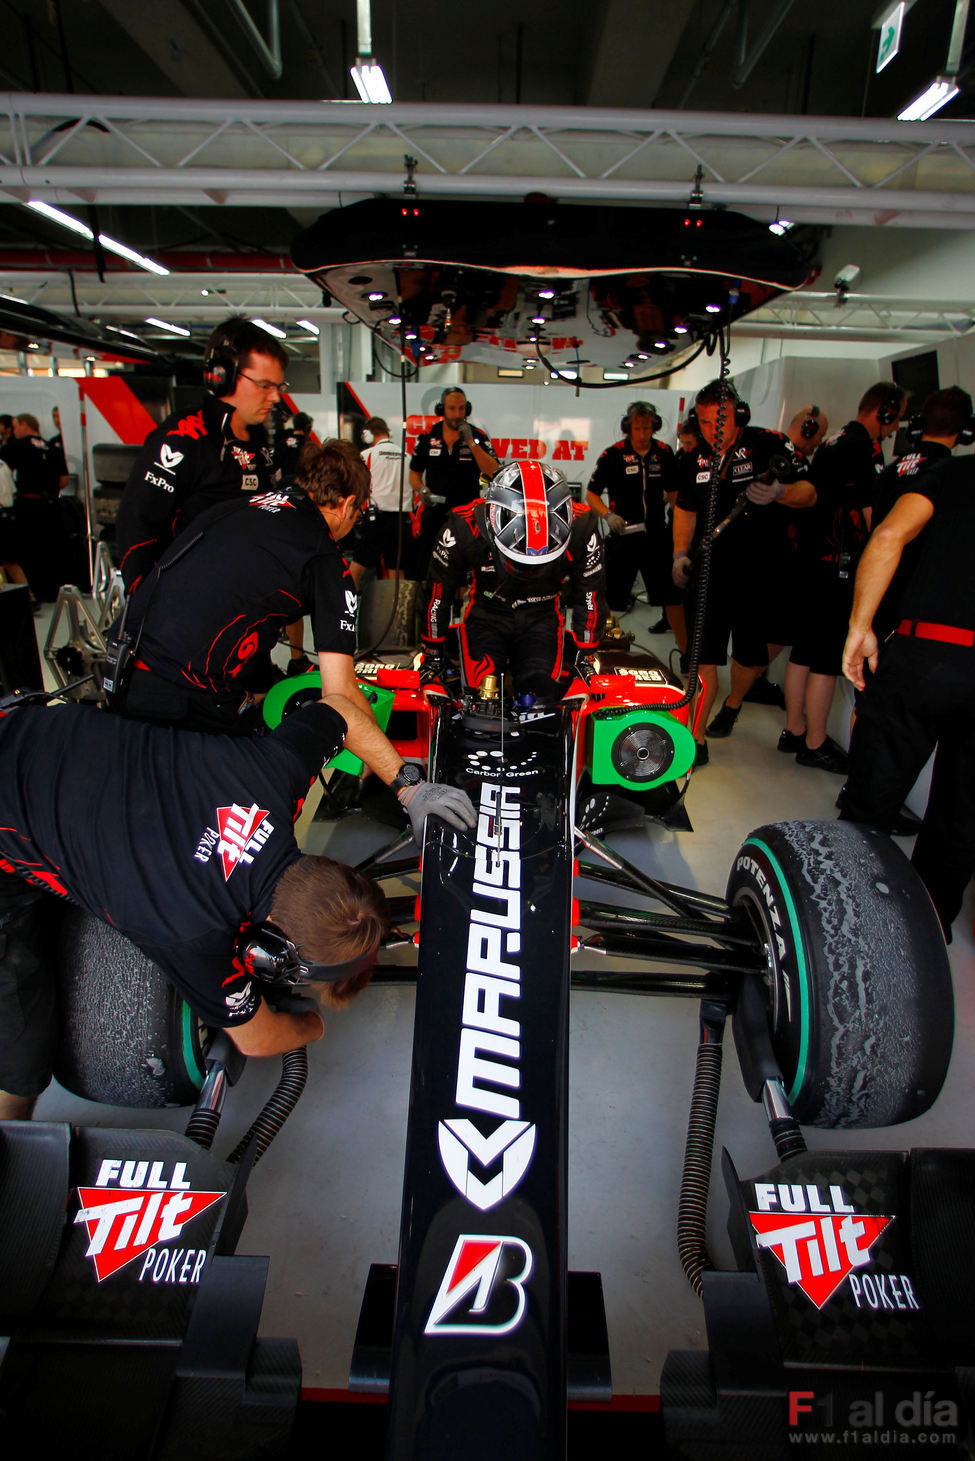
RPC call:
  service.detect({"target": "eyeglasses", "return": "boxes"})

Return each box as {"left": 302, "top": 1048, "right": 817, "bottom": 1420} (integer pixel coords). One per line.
{"left": 239, "top": 373, "right": 288, "bottom": 394}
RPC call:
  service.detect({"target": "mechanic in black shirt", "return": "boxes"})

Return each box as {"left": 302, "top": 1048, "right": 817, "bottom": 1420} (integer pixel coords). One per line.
{"left": 672, "top": 380, "right": 813, "bottom": 763}
{"left": 420, "top": 460, "right": 605, "bottom": 698}
{"left": 116, "top": 317, "right": 283, "bottom": 595}
{"left": 0, "top": 695, "right": 421, "bottom": 1119}
{"left": 274, "top": 411, "right": 314, "bottom": 485}
{"left": 409, "top": 388, "right": 499, "bottom": 575}
{"left": 780, "top": 381, "right": 906, "bottom": 774}
{"left": 871, "top": 386, "right": 972, "bottom": 642}
{"left": 0, "top": 411, "right": 62, "bottom": 600}
{"left": 586, "top": 401, "right": 685, "bottom": 649}
{"left": 840, "top": 449, "right": 975, "bottom": 940}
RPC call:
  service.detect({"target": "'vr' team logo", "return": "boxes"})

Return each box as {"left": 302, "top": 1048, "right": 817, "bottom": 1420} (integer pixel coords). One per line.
{"left": 425, "top": 1234, "right": 533, "bottom": 1336}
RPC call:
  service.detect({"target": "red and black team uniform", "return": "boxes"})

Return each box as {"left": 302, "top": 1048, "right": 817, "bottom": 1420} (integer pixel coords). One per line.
{"left": 109, "top": 487, "right": 357, "bottom": 734}
{"left": 587, "top": 438, "right": 680, "bottom": 614}
{"left": 116, "top": 393, "right": 276, "bottom": 592}
{"left": 0, "top": 430, "right": 61, "bottom": 599}
{"left": 410, "top": 421, "right": 498, "bottom": 571}
{"left": 273, "top": 428, "right": 309, "bottom": 485}
{"left": 789, "top": 420, "right": 883, "bottom": 676}
{"left": 676, "top": 428, "right": 804, "bottom": 665}
{"left": 871, "top": 440, "right": 952, "bottom": 641}
{"left": 0, "top": 699, "right": 347, "bottom": 1097}
{"left": 840, "top": 455, "right": 975, "bottom": 935}
{"left": 421, "top": 500, "right": 605, "bottom": 695}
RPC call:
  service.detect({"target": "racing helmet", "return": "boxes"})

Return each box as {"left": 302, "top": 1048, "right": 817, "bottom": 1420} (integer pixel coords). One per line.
{"left": 484, "top": 461, "right": 573, "bottom": 568}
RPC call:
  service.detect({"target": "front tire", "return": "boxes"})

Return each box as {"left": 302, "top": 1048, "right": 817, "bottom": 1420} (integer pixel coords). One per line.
{"left": 726, "top": 820, "right": 953, "bottom": 1128}
{"left": 53, "top": 905, "right": 209, "bottom": 1107}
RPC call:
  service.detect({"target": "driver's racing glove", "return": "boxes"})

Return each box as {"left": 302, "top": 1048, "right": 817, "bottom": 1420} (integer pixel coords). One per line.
{"left": 397, "top": 781, "right": 477, "bottom": 841}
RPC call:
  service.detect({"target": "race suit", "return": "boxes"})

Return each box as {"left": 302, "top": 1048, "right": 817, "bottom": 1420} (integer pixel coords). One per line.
{"left": 420, "top": 499, "right": 606, "bottom": 695}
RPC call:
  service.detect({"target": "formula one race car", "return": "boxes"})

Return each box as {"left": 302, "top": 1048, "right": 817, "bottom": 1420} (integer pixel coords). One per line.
{"left": 1, "top": 623, "right": 964, "bottom": 1460}
{"left": 268, "top": 627, "right": 960, "bottom": 1459}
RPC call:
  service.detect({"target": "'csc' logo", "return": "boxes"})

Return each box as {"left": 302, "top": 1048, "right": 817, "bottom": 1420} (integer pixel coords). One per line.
{"left": 425, "top": 1233, "right": 533, "bottom": 1335}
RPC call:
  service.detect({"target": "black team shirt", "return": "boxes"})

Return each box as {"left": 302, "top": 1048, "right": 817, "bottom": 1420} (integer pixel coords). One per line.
{"left": 0, "top": 701, "right": 346, "bottom": 1026}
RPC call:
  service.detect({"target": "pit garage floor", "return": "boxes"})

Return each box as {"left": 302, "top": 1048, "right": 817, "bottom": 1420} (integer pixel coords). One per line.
{"left": 32, "top": 599, "right": 975, "bottom": 1405}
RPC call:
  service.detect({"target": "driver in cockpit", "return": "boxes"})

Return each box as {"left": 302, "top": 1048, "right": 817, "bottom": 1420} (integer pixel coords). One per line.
{"left": 418, "top": 460, "right": 607, "bottom": 700}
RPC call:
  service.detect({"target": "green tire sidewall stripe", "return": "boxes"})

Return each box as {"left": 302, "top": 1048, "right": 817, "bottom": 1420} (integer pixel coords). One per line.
{"left": 742, "top": 837, "right": 811, "bottom": 1107}
{"left": 181, "top": 999, "right": 205, "bottom": 1089}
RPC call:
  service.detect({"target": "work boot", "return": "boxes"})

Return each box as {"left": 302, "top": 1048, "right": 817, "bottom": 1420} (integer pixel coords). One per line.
{"left": 706, "top": 700, "right": 741, "bottom": 738}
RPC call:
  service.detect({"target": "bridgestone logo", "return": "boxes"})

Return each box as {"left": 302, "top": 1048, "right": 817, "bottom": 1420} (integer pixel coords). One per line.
{"left": 438, "top": 782, "right": 536, "bottom": 1212}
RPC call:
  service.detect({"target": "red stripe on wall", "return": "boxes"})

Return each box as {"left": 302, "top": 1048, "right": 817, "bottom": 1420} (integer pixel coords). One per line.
{"left": 80, "top": 377, "right": 159, "bottom": 445}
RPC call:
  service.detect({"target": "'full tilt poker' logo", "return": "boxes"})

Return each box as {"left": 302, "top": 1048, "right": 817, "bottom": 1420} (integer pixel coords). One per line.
{"left": 215, "top": 802, "right": 273, "bottom": 881}
{"left": 749, "top": 1183, "right": 895, "bottom": 1309}
{"left": 73, "top": 1159, "right": 225, "bottom": 1283}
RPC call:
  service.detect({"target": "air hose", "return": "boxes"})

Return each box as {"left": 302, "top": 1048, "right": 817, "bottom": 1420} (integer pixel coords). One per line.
{"left": 677, "top": 1003, "right": 726, "bottom": 1297}
{"left": 227, "top": 1046, "right": 309, "bottom": 1166}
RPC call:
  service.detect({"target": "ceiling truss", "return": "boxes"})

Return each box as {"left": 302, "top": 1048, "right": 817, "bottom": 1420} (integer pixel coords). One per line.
{"left": 1, "top": 93, "right": 975, "bottom": 228}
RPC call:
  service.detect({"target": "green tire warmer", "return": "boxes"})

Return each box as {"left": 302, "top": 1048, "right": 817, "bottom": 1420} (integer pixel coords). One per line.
{"left": 261, "top": 673, "right": 395, "bottom": 774}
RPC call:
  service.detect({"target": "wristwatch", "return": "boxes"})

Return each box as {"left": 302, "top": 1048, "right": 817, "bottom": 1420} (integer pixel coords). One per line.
{"left": 390, "top": 762, "right": 424, "bottom": 793}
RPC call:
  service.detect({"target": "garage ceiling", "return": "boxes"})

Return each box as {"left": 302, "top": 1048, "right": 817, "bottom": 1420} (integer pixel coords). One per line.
{"left": 0, "top": 0, "right": 972, "bottom": 360}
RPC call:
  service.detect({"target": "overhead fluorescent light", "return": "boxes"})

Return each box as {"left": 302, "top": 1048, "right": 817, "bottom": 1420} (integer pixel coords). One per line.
{"left": 99, "top": 234, "right": 169, "bottom": 276}
{"left": 497, "top": 367, "right": 524, "bottom": 378}
{"left": 898, "top": 76, "right": 960, "bottom": 120}
{"left": 26, "top": 200, "right": 94, "bottom": 239}
{"left": 105, "top": 324, "right": 145, "bottom": 341}
{"left": 145, "top": 317, "right": 190, "bottom": 337}
{"left": 350, "top": 59, "right": 392, "bottom": 104}
{"left": 296, "top": 319, "right": 320, "bottom": 335}
{"left": 250, "top": 317, "right": 287, "bottom": 339}
{"left": 769, "top": 217, "right": 794, "bottom": 235}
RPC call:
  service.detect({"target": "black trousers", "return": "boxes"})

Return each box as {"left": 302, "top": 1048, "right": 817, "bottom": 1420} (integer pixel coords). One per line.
{"left": 0, "top": 873, "right": 56, "bottom": 1098}
{"left": 459, "top": 598, "right": 566, "bottom": 696}
{"left": 840, "top": 635, "right": 975, "bottom": 935}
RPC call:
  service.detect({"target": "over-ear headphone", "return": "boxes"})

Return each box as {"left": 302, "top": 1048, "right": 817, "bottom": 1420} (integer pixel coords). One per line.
{"left": 800, "top": 404, "right": 821, "bottom": 441}
{"left": 958, "top": 414, "right": 975, "bottom": 447}
{"left": 876, "top": 386, "right": 904, "bottom": 427}
{"left": 235, "top": 921, "right": 376, "bottom": 986}
{"left": 203, "top": 323, "right": 246, "bottom": 397}
{"left": 707, "top": 385, "right": 750, "bottom": 427}
{"left": 435, "top": 391, "right": 471, "bottom": 418}
{"left": 620, "top": 400, "right": 663, "bottom": 436}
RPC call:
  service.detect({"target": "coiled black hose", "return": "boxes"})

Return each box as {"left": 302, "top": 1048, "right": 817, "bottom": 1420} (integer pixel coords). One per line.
{"left": 677, "top": 1039, "right": 723, "bottom": 1297}
{"left": 227, "top": 1047, "right": 309, "bottom": 1167}
{"left": 185, "top": 1106, "right": 222, "bottom": 1151}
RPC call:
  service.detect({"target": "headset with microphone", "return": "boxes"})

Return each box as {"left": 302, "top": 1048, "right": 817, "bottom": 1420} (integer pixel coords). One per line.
{"left": 434, "top": 390, "right": 472, "bottom": 418}
{"left": 876, "top": 385, "right": 904, "bottom": 427}
{"left": 620, "top": 401, "right": 663, "bottom": 435}
{"left": 235, "top": 922, "right": 377, "bottom": 987}
{"left": 203, "top": 321, "right": 247, "bottom": 397}
{"left": 800, "top": 404, "right": 821, "bottom": 441}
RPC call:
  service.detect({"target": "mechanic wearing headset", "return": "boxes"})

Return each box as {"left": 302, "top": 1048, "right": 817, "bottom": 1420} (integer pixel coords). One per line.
{"left": 350, "top": 415, "right": 417, "bottom": 582}
{"left": 116, "top": 316, "right": 284, "bottom": 594}
{"left": 672, "top": 379, "right": 814, "bottom": 764}
{"left": 785, "top": 402, "right": 830, "bottom": 461}
{"left": 780, "top": 381, "right": 907, "bottom": 775}
{"left": 840, "top": 432, "right": 975, "bottom": 942}
{"left": 586, "top": 401, "right": 686, "bottom": 650}
{"left": 0, "top": 692, "right": 428, "bottom": 1120}
{"left": 419, "top": 460, "right": 606, "bottom": 698}
{"left": 0, "top": 412, "right": 62, "bottom": 602}
{"left": 106, "top": 438, "right": 470, "bottom": 833}
{"left": 409, "top": 388, "right": 499, "bottom": 576}
{"left": 274, "top": 410, "right": 314, "bottom": 486}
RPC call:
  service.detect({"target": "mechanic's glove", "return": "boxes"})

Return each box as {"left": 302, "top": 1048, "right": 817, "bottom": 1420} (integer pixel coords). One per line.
{"left": 456, "top": 420, "right": 474, "bottom": 445}
{"left": 574, "top": 648, "right": 598, "bottom": 684}
{"left": 672, "top": 552, "right": 693, "bottom": 589}
{"left": 605, "top": 511, "right": 627, "bottom": 535}
{"left": 745, "top": 477, "right": 787, "bottom": 506}
{"left": 398, "top": 781, "right": 477, "bottom": 840}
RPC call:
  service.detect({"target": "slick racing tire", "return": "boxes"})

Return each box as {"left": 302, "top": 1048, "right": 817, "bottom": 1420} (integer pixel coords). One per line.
{"left": 726, "top": 820, "right": 953, "bottom": 1128}
{"left": 53, "top": 905, "right": 209, "bottom": 1107}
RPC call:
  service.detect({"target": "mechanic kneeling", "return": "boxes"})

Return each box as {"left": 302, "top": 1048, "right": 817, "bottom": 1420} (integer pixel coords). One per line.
{"left": 0, "top": 694, "right": 475, "bottom": 1121}
{"left": 419, "top": 460, "right": 606, "bottom": 698}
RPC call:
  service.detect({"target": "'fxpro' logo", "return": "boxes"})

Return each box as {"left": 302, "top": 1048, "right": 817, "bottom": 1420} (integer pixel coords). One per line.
{"left": 425, "top": 1234, "right": 533, "bottom": 1335}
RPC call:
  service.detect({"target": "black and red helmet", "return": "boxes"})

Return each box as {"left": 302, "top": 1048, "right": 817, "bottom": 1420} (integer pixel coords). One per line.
{"left": 484, "top": 461, "right": 573, "bottom": 567}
